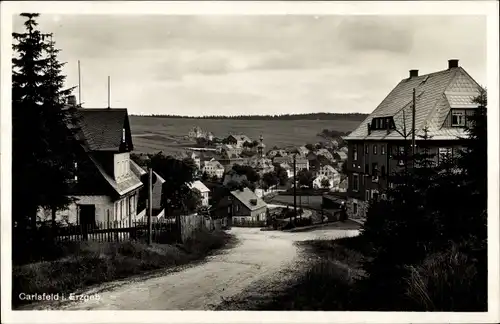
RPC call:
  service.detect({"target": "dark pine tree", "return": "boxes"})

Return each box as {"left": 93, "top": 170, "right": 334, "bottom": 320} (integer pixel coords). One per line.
{"left": 359, "top": 128, "right": 441, "bottom": 310}
{"left": 12, "top": 14, "right": 78, "bottom": 247}
{"left": 41, "top": 34, "right": 81, "bottom": 232}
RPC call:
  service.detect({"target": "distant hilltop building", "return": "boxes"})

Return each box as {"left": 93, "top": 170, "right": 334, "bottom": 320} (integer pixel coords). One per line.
{"left": 188, "top": 126, "right": 214, "bottom": 141}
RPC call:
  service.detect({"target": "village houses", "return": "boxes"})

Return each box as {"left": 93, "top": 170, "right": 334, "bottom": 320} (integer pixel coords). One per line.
{"left": 202, "top": 158, "right": 225, "bottom": 179}
{"left": 188, "top": 180, "right": 211, "bottom": 207}
{"left": 227, "top": 134, "right": 252, "bottom": 148}
{"left": 336, "top": 151, "right": 348, "bottom": 162}
{"left": 316, "top": 148, "right": 335, "bottom": 162}
{"left": 343, "top": 59, "right": 483, "bottom": 220}
{"left": 273, "top": 156, "right": 309, "bottom": 171}
{"left": 315, "top": 165, "right": 340, "bottom": 181}
{"left": 214, "top": 187, "right": 268, "bottom": 223}
{"left": 280, "top": 163, "right": 294, "bottom": 178}
{"left": 296, "top": 145, "right": 310, "bottom": 157}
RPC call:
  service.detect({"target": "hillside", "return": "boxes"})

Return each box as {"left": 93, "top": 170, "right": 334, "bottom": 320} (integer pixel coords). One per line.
{"left": 130, "top": 112, "right": 368, "bottom": 121}
{"left": 130, "top": 116, "right": 362, "bottom": 154}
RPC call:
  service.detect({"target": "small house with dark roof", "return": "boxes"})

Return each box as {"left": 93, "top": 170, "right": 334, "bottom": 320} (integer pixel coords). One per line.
{"left": 343, "top": 59, "right": 483, "bottom": 220}
{"left": 227, "top": 134, "right": 252, "bottom": 148}
{"left": 38, "top": 105, "right": 144, "bottom": 228}
{"left": 214, "top": 187, "right": 267, "bottom": 223}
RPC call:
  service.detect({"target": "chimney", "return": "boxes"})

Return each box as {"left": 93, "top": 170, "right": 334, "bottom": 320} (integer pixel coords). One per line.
{"left": 448, "top": 59, "right": 459, "bottom": 69}
{"left": 67, "top": 95, "right": 77, "bottom": 107}
{"left": 409, "top": 70, "right": 419, "bottom": 78}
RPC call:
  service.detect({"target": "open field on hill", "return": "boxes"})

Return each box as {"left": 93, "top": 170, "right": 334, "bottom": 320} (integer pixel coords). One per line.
{"left": 129, "top": 117, "right": 362, "bottom": 154}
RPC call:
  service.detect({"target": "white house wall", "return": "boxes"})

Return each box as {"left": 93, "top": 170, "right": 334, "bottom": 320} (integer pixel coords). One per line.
{"left": 37, "top": 190, "right": 141, "bottom": 227}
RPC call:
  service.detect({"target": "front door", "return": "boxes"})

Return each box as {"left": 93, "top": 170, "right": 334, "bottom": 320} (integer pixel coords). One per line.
{"left": 79, "top": 204, "right": 96, "bottom": 229}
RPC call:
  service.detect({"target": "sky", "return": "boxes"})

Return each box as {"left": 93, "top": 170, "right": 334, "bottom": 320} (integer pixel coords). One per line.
{"left": 13, "top": 14, "right": 486, "bottom": 116}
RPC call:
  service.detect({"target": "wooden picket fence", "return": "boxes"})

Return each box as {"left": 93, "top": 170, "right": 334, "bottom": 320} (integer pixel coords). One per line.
{"left": 231, "top": 219, "right": 267, "bottom": 228}
{"left": 55, "top": 218, "right": 180, "bottom": 244}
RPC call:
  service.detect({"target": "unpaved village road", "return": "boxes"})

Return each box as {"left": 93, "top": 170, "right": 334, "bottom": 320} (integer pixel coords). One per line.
{"left": 48, "top": 225, "right": 359, "bottom": 310}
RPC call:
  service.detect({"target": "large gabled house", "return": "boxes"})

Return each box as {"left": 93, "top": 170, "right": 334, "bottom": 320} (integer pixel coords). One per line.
{"left": 38, "top": 104, "right": 144, "bottom": 228}
{"left": 343, "top": 59, "right": 483, "bottom": 220}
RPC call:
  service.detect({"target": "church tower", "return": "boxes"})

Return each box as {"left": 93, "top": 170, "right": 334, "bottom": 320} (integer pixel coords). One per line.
{"left": 257, "top": 134, "right": 266, "bottom": 158}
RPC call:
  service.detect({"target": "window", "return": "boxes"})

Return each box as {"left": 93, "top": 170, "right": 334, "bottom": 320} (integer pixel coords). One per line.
{"left": 122, "top": 128, "right": 126, "bottom": 142}
{"left": 371, "top": 190, "right": 379, "bottom": 200}
{"left": 373, "top": 144, "right": 377, "bottom": 155}
{"left": 352, "top": 174, "right": 359, "bottom": 191}
{"left": 371, "top": 117, "right": 395, "bottom": 130}
{"left": 353, "top": 203, "right": 358, "bottom": 216}
{"left": 381, "top": 165, "right": 386, "bottom": 178}
{"left": 236, "top": 204, "right": 240, "bottom": 212}
{"left": 352, "top": 145, "right": 358, "bottom": 161}
{"left": 365, "top": 144, "right": 369, "bottom": 154}
{"left": 381, "top": 145, "right": 386, "bottom": 155}
{"left": 364, "top": 163, "right": 369, "bottom": 174}
{"left": 372, "top": 163, "right": 379, "bottom": 176}
{"left": 365, "top": 190, "right": 370, "bottom": 201}
{"left": 452, "top": 111, "right": 465, "bottom": 127}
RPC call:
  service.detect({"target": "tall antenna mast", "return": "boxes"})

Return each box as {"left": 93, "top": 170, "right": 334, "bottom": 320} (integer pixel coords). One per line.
{"left": 78, "top": 60, "right": 82, "bottom": 106}
{"left": 107, "top": 76, "right": 111, "bottom": 109}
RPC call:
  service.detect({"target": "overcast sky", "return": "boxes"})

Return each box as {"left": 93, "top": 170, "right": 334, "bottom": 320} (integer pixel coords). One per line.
{"left": 13, "top": 14, "right": 486, "bottom": 116}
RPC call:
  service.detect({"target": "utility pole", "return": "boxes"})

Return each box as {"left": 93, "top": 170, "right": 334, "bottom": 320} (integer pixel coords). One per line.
{"left": 107, "top": 76, "right": 111, "bottom": 109}
{"left": 147, "top": 167, "right": 153, "bottom": 245}
{"left": 293, "top": 154, "right": 297, "bottom": 223}
{"left": 78, "top": 60, "right": 82, "bottom": 106}
{"left": 412, "top": 88, "right": 416, "bottom": 168}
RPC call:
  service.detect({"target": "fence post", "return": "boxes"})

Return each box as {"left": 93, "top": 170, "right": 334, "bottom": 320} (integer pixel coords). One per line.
{"left": 147, "top": 168, "right": 153, "bottom": 245}
{"left": 107, "top": 210, "right": 111, "bottom": 242}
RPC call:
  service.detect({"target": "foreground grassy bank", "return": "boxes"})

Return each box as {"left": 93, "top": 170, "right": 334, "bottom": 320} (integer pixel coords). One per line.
{"left": 243, "top": 235, "right": 486, "bottom": 311}
{"left": 13, "top": 230, "right": 235, "bottom": 309}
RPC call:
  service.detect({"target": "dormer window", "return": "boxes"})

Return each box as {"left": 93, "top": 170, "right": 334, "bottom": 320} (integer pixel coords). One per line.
{"left": 451, "top": 110, "right": 466, "bottom": 127}
{"left": 371, "top": 117, "right": 395, "bottom": 130}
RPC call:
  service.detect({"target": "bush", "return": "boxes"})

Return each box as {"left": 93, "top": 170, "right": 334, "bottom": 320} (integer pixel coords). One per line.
{"left": 404, "top": 243, "right": 487, "bottom": 311}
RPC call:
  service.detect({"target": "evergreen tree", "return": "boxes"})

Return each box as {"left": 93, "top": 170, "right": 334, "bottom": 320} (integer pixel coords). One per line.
{"left": 12, "top": 13, "right": 78, "bottom": 237}
{"left": 41, "top": 34, "right": 80, "bottom": 230}
{"left": 359, "top": 128, "right": 442, "bottom": 310}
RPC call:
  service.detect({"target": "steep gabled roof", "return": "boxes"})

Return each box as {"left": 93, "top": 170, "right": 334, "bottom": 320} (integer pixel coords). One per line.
{"left": 76, "top": 108, "right": 132, "bottom": 151}
{"left": 229, "top": 134, "right": 251, "bottom": 143}
{"left": 188, "top": 180, "right": 210, "bottom": 193}
{"left": 88, "top": 154, "right": 143, "bottom": 197}
{"left": 230, "top": 187, "right": 267, "bottom": 211}
{"left": 344, "top": 65, "right": 482, "bottom": 141}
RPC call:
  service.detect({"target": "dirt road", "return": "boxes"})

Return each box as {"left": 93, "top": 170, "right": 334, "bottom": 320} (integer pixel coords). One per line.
{"left": 40, "top": 225, "right": 360, "bottom": 310}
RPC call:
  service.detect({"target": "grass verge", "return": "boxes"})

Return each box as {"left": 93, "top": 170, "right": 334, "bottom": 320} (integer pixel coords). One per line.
{"left": 255, "top": 235, "right": 367, "bottom": 310}
{"left": 245, "top": 235, "right": 486, "bottom": 311}
{"left": 12, "top": 230, "right": 235, "bottom": 309}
